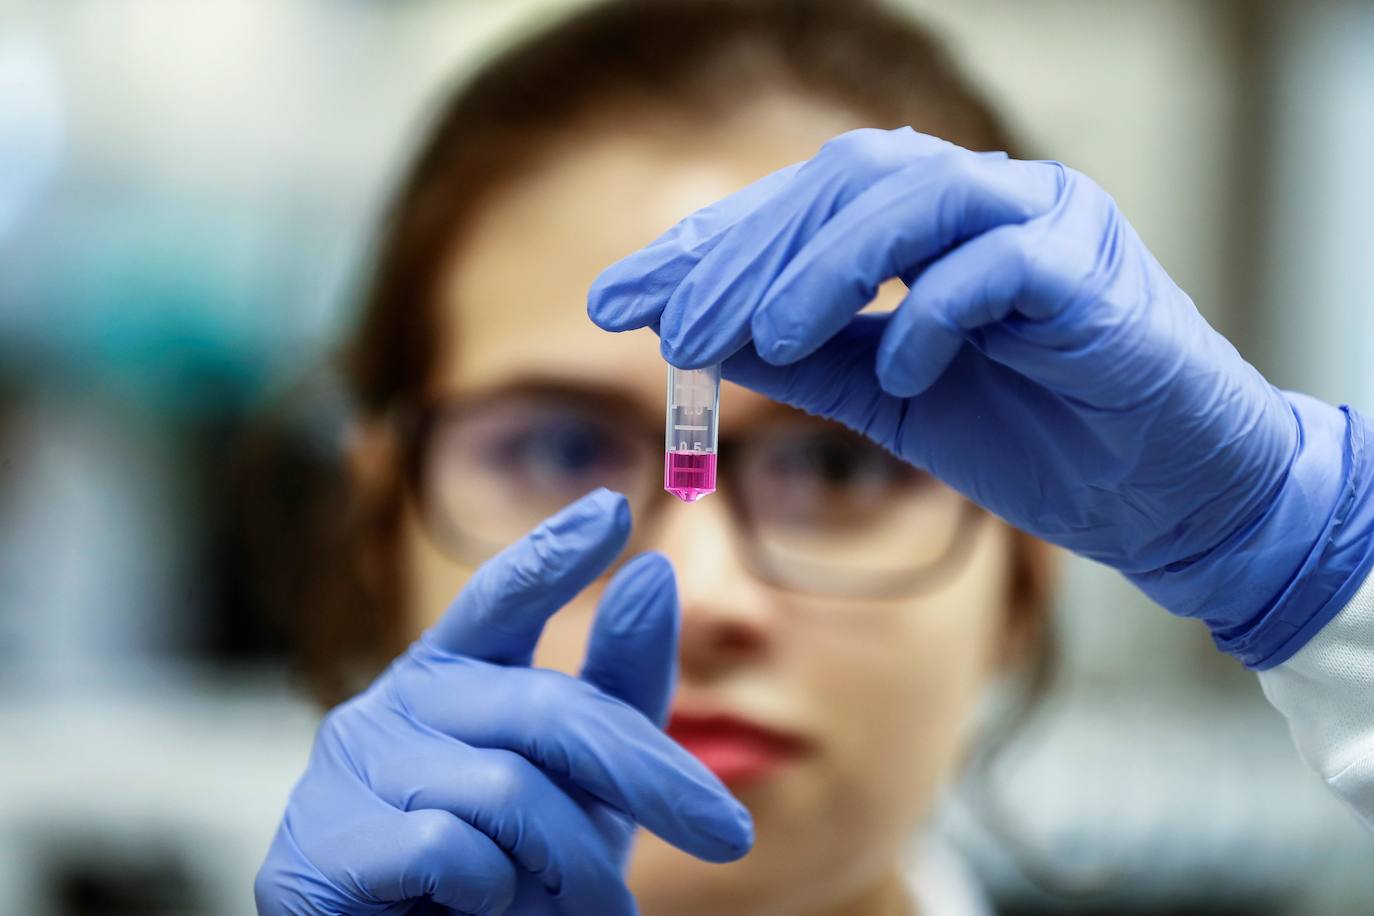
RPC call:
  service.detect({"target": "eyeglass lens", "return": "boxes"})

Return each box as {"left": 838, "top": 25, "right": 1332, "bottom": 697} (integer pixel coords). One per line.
{"left": 416, "top": 392, "right": 971, "bottom": 595}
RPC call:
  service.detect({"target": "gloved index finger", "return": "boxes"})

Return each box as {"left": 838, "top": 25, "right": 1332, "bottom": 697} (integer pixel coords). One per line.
{"left": 750, "top": 152, "right": 1061, "bottom": 366}
{"left": 397, "top": 659, "right": 754, "bottom": 864}
{"left": 653, "top": 128, "right": 965, "bottom": 370}
{"left": 579, "top": 551, "right": 679, "bottom": 727}
{"left": 586, "top": 161, "right": 804, "bottom": 334}
{"left": 423, "top": 488, "right": 632, "bottom": 666}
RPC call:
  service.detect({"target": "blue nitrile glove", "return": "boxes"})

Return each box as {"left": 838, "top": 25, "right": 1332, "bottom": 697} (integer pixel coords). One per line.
{"left": 588, "top": 127, "right": 1374, "bottom": 669}
{"left": 255, "top": 489, "right": 752, "bottom": 916}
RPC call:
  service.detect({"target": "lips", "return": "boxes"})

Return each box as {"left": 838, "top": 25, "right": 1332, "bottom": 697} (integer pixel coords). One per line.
{"left": 668, "top": 711, "right": 811, "bottom": 788}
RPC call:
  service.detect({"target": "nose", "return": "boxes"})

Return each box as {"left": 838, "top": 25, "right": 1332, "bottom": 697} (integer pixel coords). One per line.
{"left": 652, "top": 490, "right": 775, "bottom": 680}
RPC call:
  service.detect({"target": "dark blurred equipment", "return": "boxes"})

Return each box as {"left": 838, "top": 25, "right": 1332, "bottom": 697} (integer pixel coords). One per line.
{"left": 42, "top": 834, "right": 203, "bottom": 916}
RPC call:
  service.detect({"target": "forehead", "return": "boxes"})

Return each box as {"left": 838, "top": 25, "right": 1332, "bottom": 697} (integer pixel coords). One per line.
{"left": 432, "top": 98, "right": 876, "bottom": 416}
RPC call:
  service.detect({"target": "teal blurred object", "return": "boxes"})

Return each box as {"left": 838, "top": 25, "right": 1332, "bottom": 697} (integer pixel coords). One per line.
{"left": 0, "top": 195, "right": 345, "bottom": 417}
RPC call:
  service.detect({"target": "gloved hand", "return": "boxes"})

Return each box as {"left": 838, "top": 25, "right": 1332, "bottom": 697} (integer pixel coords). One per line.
{"left": 589, "top": 127, "right": 1374, "bottom": 669}
{"left": 255, "top": 488, "right": 752, "bottom": 915}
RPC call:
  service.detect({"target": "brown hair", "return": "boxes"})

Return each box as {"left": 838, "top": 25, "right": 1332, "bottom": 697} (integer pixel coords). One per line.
{"left": 245, "top": 0, "right": 1049, "bottom": 708}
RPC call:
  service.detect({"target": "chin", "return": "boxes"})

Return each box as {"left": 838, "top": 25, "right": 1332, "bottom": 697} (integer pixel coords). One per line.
{"left": 627, "top": 758, "right": 931, "bottom": 916}
{"left": 626, "top": 784, "right": 873, "bottom": 916}
{"left": 628, "top": 833, "right": 777, "bottom": 916}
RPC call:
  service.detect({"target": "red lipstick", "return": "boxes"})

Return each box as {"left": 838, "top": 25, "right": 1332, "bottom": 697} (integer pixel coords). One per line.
{"left": 668, "top": 711, "right": 810, "bottom": 788}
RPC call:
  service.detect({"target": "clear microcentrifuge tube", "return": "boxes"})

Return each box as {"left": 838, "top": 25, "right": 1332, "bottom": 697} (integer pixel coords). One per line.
{"left": 664, "top": 363, "right": 720, "bottom": 502}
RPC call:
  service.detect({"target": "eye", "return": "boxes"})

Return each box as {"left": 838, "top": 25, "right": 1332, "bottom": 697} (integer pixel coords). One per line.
{"left": 483, "top": 415, "right": 633, "bottom": 487}
{"left": 768, "top": 428, "right": 903, "bottom": 491}
{"left": 739, "top": 421, "right": 932, "bottom": 531}
{"left": 418, "top": 396, "right": 658, "bottom": 561}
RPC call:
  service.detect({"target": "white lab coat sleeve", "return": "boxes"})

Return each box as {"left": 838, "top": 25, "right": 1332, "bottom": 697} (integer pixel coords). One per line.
{"left": 1258, "top": 567, "right": 1374, "bottom": 829}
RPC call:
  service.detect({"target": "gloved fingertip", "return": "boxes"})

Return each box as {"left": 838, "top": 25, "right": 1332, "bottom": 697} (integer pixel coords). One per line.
{"left": 587, "top": 295, "right": 641, "bottom": 332}
{"left": 760, "top": 336, "right": 803, "bottom": 366}
{"left": 600, "top": 553, "right": 677, "bottom": 630}
{"left": 750, "top": 299, "right": 820, "bottom": 366}
{"left": 660, "top": 335, "right": 716, "bottom": 371}
{"left": 690, "top": 800, "right": 755, "bottom": 863}
{"left": 875, "top": 352, "right": 941, "bottom": 399}
{"left": 729, "top": 801, "right": 755, "bottom": 851}
{"left": 586, "top": 269, "right": 619, "bottom": 324}
{"left": 615, "top": 550, "right": 675, "bottom": 589}
{"left": 875, "top": 298, "right": 964, "bottom": 397}
{"left": 570, "top": 484, "right": 624, "bottom": 511}
{"left": 586, "top": 302, "right": 615, "bottom": 331}
{"left": 542, "top": 487, "right": 631, "bottom": 545}
{"left": 660, "top": 353, "right": 718, "bottom": 372}
{"left": 587, "top": 271, "right": 654, "bottom": 332}
{"left": 584, "top": 487, "right": 632, "bottom": 529}
{"left": 581, "top": 550, "right": 678, "bottom": 722}
{"left": 656, "top": 299, "right": 728, "bottom": 368}
{"left": 875, "top": 358, "right": 921, "bottom": 398}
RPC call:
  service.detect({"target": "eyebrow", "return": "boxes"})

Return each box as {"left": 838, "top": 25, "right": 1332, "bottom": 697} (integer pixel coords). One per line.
{"left": 432, "top": 375, "right": 802, "bottom": 431}
{"left": 432, "top": 376, "right": 660, "bottom": 424}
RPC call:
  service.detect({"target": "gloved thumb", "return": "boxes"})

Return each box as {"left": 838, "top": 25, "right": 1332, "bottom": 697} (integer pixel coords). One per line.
{"left": 579, "top": 552, "right": 680, "bottom": 727}
{"left": 722, "top": 314, "right": 911, "bottom": 454}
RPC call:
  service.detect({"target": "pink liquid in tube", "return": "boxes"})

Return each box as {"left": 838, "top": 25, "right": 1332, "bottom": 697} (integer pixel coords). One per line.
{"left": 665, "top": 450, "right": 717, "bottom": 502}
{"left": 665, "top": 363, "right": 720, "bottom": 503}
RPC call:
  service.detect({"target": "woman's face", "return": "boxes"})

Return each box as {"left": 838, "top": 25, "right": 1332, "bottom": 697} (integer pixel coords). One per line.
{"left": 401, "top": 97, "right": 1021, "bottom": 916}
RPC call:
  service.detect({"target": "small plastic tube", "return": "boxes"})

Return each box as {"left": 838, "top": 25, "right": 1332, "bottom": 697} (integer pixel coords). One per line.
{"left": 664, "top": 363, "right": 720, "bottom": 502}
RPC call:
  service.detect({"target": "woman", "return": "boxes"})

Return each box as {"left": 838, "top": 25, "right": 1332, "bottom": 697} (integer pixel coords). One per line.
{"left": 255, "top": 0, "right": 1374, "bottom": 913}
{"left": 255, "top": 2, "right": 1048, "bottom": 913}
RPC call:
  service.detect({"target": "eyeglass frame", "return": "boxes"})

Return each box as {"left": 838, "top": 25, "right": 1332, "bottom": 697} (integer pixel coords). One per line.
{"left": 392, "top": 380, "right": 986, "bottom": 600}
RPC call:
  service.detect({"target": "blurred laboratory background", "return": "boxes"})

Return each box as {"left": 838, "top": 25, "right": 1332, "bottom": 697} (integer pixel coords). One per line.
{"left": 2, "top": 0, "right": 1373, "bottom": 913}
